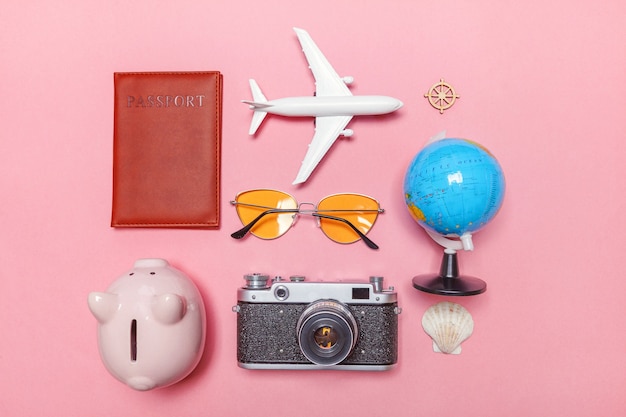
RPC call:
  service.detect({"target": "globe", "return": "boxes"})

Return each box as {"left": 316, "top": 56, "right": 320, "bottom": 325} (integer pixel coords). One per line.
{"left": 404, "top": 138, "right": 505, "bottom": 239}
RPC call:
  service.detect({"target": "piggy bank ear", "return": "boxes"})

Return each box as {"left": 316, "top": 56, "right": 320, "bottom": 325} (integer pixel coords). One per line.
{"left": 152, "top": 294, "right": 187, "bottom": 324}
{"left": 88, "top": 292, "right": 119, "bottom": 323}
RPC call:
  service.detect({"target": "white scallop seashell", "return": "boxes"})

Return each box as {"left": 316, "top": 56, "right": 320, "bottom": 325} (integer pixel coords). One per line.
{"left": 421, "top": 301, "right": 474, "bottom": 354}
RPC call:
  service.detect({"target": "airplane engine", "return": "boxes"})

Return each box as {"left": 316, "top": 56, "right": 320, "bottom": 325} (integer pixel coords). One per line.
{"left": 342, "top": 76, "right": 354, "bottom": 85}
{"left": 341, "top": 129, "right": 354, "bottom": 137}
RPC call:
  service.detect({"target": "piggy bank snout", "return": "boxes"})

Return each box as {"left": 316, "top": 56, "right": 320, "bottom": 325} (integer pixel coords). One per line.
{"left": 127, "top": 376, "right": 157, "bottom": 391}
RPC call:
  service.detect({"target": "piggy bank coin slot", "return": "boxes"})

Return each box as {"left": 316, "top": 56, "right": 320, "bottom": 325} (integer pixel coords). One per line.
{"left": 130, "top": 319, "right": 137, "bottom": 362}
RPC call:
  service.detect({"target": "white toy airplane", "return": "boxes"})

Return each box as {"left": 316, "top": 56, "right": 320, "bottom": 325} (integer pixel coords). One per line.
{"left": 243, "top": 27, "right": 403, "bottom": 184}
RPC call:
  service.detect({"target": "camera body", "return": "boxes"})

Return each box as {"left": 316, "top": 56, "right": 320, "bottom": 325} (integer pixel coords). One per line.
{"left": 234, "top": 273, "right": 400, "bottom": 370}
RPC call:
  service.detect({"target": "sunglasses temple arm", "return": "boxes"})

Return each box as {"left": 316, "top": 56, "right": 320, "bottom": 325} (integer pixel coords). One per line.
{"left": 313, "top": 214, "right": 379, "bottom": 250}
{"left": 231, "top": 209, "right": 298, "bottom": 239}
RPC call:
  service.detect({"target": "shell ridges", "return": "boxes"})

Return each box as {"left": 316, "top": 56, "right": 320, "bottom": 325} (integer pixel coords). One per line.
{"left": 421, "top": 301, "right": 474, "bottom": 354}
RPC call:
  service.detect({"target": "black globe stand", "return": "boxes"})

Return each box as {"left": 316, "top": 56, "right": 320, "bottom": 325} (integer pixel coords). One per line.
{"left": 412, "top": 250, "right": 486, "bottom": 296}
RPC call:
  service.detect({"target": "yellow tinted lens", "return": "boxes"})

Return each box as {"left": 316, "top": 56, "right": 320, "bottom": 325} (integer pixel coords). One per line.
{"left": 317, "top": 194, "right": 380, "bottom": 244}
{"left": 235, "top": 190, "right": 298, "bottom": 239}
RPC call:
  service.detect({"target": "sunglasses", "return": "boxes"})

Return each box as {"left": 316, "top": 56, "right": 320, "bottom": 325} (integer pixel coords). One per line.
{"left": 230, "top": 189, "right": 384, "bottom": 249}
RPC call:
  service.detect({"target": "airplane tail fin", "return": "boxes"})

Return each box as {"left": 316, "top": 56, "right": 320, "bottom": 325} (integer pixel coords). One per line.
{"left": 242, "top": 79, "right": 270, "bottom": 135}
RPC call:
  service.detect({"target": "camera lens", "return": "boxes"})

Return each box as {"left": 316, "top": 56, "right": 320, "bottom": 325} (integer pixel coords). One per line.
{"left": 296, "top": 300, "right": 358, "bottom": 366}
{"left": 314, "top": 326, "right": 338, "bottom": 349}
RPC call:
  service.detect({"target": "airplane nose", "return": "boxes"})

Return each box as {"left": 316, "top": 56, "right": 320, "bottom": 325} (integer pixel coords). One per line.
{"left": 382, "top": 96, "right": 403, "bottom": 112}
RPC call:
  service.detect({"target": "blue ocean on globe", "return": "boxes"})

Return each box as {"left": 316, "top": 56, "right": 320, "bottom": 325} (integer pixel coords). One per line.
{"left": 404, "top": 138, "right": 505, "bottom": 236}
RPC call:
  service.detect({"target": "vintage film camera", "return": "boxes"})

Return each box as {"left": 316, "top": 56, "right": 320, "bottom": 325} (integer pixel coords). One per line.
{"left": 233, "top": 273, "right": 401, "bottom": 370}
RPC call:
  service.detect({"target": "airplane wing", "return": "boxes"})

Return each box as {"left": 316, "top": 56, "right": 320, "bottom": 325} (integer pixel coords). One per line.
{"left": 293, "top": 27, "right": 352, "bottom": 97}
{"left": 293, "top": 115, "right": 353, "bottom": 184}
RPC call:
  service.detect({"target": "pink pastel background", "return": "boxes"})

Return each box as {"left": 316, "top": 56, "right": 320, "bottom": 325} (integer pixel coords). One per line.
{"left": 1, "top": 1, "right": 625, "bottom": 416}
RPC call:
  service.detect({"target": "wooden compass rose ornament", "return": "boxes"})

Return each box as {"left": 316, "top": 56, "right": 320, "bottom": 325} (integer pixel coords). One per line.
{"left": 424, "top": 79, "right": 459, "bottom": 114}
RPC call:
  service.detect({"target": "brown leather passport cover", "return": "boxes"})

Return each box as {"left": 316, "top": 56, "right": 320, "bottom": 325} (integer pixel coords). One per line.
{"left": 112, "top": 72, "right": 222, "bottom": 227}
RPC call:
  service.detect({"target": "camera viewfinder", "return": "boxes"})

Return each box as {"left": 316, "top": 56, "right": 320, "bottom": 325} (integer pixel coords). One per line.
{"left": 352, "top": 288, "right": 370, "bottom": 300}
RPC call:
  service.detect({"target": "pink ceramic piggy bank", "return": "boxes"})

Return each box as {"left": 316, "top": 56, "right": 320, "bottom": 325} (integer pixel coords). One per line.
{"left": 88, "top": 258, "right": 206, "bottom": 391}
